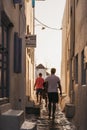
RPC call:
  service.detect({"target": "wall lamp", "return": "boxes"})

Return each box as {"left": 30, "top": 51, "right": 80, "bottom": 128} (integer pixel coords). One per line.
{"left": 35, "top": 24, "right": 45, "bottom": 30}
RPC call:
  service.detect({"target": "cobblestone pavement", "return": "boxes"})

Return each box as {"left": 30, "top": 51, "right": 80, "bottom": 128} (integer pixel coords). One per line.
{"left": 26, "top": 99, "right": 77, "bottom": 130}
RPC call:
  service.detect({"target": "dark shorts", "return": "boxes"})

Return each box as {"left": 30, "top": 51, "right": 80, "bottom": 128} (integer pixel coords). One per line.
{"left": 48, "top": 92, "right": 59, "bottom": 103}
{"left": 36, "top": 89, "right": 43, "bottom": 95}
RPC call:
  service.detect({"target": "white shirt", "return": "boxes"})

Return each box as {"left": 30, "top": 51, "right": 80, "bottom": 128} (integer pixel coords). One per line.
{"left": 45, "top": 74, "right": 60, "bottom": 92}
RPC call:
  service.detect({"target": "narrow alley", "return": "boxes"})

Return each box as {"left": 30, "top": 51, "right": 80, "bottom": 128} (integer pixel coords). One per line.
{"left": 25, "top": 99, "right": 76, "bottom": 130}
{"left": 0, "top": 0, "right": 87, "bottom": 130}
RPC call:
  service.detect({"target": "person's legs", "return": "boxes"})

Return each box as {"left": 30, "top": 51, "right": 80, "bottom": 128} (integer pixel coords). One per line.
{"left": 39, "top": 89, "right": 43, "bottom": 104}
{"left": 48, "top": 102, "right": 51, "bottom": 118}
{"left": 36, "top": 93, "right": 38, "bottom": 102}
{"left": 52, "top": 103, "right": 56, "bottom": 119}
{"left": 45, "top": 95, "right": 47, "bottom": 107}
{"left": 52, "top": 92, "right": 58, "bottom": 119}
{"left": 40, "top": 94, "right": 42, "bottom": 104}
{"left": 36, "top": 90, "right": 39, "bottom": 102}
{"left": 48, "top": 93, "right": 53, "bottom": 119}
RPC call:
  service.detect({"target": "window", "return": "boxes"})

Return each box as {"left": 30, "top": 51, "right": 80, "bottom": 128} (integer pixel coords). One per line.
{"left": 81, "top": 50, "right": 86, "bottom": 85}
{"left": 14, "top": 32, "right": 22, "bottom": 73}
{"left": 0, "top": 11, "right": 13, "bottom": 99}
{"left": 0, "top": 25, "right": 9, "bottom": 98}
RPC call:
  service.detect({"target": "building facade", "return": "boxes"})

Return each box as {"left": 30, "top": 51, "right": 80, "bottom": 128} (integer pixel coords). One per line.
{"left": 25, "top": 0, "right": 35, "bottom": 101}
{"left": 61, "top": 0, "right": 71, "bottom": 110}
{"left": 0, "top": 0, "right": 26, "bottom": 110}
{"left": 61, "top": 0, "right": 87, "bottom": 129}
{"left": 35, "top": 64, "right": 48, "bottom": 79}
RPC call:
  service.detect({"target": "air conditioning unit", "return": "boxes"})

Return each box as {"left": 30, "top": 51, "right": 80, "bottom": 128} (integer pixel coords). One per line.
{"left": 13, "top": 0, "right": 21, "bottom": 4}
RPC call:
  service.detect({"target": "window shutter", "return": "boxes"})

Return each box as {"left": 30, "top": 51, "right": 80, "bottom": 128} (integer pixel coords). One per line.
{"left": 14, "top": 32, "right": 22, "bottom": 73}
{"left": 13, "top": 0, "right": 21, "bottom": 4}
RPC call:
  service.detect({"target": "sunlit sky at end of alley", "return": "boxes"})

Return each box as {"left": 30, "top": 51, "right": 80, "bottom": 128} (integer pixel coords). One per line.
{"left": 35, "top": 0, "right": 66, "bottom": 76}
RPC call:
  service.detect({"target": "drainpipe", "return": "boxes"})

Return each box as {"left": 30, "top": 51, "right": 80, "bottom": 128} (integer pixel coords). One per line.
{"left": 65, "top": 0, "right": 75, "bottom": 120}
{"left": 71, "top": 0, "right": 75, "bottom": 104}
{"left": 69, "top": 0, "right": 73, "bottom": 104}
{"left": 0, "top": 0, "right": 2, "bottom": 45}
{"left": 69, "top": 0, "right": 75, "bottom": 104}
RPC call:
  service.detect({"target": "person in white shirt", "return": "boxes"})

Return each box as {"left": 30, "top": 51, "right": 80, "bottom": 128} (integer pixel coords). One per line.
{"left": 45, "top": 68, "right": 62, "bottom": 119}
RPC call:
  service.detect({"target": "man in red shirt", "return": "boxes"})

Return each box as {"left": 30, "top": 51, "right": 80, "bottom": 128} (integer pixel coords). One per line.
{"left": 34, "top": 73, "right": 44, "bottom": 104}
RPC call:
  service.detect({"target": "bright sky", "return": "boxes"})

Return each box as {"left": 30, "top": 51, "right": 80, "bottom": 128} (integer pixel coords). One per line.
{"left": 35, "top": 0, "right": 66, "bottom": 76}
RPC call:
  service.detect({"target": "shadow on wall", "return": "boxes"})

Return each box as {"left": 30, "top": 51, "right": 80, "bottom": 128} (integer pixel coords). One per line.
{"left": 60, "top": 95, "right": 70, "bottom": 112}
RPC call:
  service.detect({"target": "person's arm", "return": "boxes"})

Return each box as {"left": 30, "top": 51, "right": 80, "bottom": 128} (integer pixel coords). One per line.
{"left": 58, "top": 80, "right": 62, "bottom": 96}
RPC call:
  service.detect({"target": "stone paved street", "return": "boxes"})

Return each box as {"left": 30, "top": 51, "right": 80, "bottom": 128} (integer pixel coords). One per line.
{"left": 26, "top": 99, "right": 77, "bottom": 130}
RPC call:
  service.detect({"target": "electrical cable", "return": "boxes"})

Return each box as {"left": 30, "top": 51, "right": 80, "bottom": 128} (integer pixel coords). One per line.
{"left": 35, "top": 17, "right": 62, "bottom": 30}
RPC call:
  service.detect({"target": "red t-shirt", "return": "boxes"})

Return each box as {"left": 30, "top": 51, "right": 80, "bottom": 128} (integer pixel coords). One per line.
{"left": 35, "top": 77, "right": 44, "bottom": 89}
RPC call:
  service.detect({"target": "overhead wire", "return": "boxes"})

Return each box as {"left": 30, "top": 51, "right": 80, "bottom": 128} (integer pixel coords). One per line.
{"left": 35, "top": 17, "right": 62, "bottom": 30}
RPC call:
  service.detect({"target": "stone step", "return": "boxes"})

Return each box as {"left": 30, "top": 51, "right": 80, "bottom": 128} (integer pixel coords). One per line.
{"left": 0, "top": 109, "right": 24, "bottom": 130}
{"left": 0, "top": 103, "right": 11, "bottom": 114}
{"left": 20, "top": 120, "right": 37, "bottom": 130}
{"left": 0, "top": 97, "right": 9, "bottom": 105}
{"left": 25, "top": 105, "right": 40, "bottom": 116}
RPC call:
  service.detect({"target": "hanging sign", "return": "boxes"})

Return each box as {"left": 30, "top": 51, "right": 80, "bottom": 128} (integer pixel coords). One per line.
{"left": 25, "top": 35, "right": 36, "bottom": 48}
{"left": 32, "top": 0, "right": 35, "bottom": 8}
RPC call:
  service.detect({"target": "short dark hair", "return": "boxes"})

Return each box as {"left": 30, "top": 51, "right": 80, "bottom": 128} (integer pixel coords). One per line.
{"left": 39, "top": 73, "right": 42, "bottom": 76}
{"left": 51, "top": 68, "right": 56, "bottom": 74}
